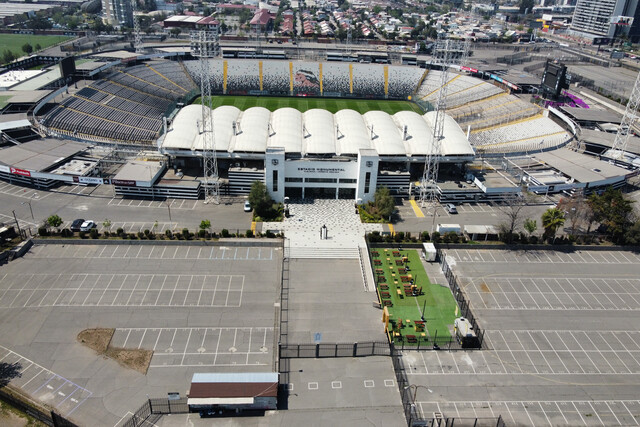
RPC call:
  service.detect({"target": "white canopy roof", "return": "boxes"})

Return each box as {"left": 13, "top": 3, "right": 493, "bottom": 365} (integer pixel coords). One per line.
{"left": 162, "top": 106, "right": 474, "bottom": 158}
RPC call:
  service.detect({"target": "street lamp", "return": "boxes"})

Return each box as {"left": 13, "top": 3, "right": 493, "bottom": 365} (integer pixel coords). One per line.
{"left": 21, "top": 193, "right": 37, "bottom": 221}
{"left": 403, "top": 384, "right": 431, "bottom": 422}
{"left": 166, "top": 200, "right": 173, "bottom": 230}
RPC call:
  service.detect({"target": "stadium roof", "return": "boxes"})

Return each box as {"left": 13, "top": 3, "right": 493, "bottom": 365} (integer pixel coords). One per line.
{"left": 162, "top": 106, "right": 475, "bottom": 158}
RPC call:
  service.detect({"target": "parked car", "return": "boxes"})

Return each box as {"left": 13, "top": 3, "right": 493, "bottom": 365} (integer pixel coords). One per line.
{"left": 446, "top": 203, "right": 458, "bottom": 214}
{"left": 244, "top": 201, "right": 252, "bottom": 212}
{"left": 80, "top": 220, "right": 96, "bottom": 232}
{"left": 70, "top": 218, "right": 85, "bottom": 232}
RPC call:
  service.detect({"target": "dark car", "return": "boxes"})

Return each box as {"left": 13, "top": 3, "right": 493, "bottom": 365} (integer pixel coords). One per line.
{"left": 70, "top": 218, "right": 85, "bottom": 232}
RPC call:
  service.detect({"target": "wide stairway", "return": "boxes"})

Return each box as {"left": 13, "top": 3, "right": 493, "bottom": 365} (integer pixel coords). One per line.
{"left": 262, "top": 199, "right": 383, "bottom": 260}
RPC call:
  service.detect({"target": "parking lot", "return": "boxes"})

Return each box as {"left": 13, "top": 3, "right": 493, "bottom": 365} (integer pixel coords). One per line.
{"left": 403, "top": 248, "right": 640, "bottom": 426}
{"left": 0, "top": 242, "right": 281, "bottom": 426}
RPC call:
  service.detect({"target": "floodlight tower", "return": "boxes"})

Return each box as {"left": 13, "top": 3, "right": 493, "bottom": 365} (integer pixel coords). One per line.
{"left": 191, "top": 30, "right": 221, "bottom": 204}
{"left": 346, "top": 26, "right": 352, "bottom": 56}
{"left": 132, "top": 0, "right": 143, "bottom": 54}
{"left": 419, "top": 35, "right": 467, "bottom": 208}
{"left": 610, "top": 70, "right": 640, "bottom": 160}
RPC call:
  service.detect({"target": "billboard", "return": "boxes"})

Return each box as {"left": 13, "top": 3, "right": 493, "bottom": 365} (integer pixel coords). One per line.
{"left": 541, "top": 60, "right": 568, "bottom": 98}
{"left": 58, "top": 56, "right": 76, "bottom": 79}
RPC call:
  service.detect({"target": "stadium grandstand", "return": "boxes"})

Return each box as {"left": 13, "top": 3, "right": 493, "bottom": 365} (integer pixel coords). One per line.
{"left": 26, "top": 55, "right": 580, "bottom": 201}
{"left": 40, "top": 60, "right": 198, "bottom": 144}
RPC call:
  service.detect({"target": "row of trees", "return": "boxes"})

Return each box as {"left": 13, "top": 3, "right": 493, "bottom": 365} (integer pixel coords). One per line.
{"left": 499, "top": 187, "right": 637, "bottom": 245}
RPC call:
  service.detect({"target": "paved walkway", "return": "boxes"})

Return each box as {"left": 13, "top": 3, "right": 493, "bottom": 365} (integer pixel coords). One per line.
{"left": 262, "top": 199, "right": 383, "bottom": 258}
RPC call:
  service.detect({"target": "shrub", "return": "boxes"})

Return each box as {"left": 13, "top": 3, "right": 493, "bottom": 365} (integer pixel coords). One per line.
{"left": 89, "top": 229, "right": 99, "bottom": 239}
{"left": 78, "top": 231, "right": 86, "bottom": 239}
{"left": 38, "top": 227, "right": 48, "bottom": 236}
{"left": 165, "top": 229, "right": 172, "bottom": 238}
{"left": 221, "top": 229, "right": 230, "bottom": 238}
{"left": 265, "top": 230, "right": 275, "bottom": 238}
{"left": 421, "top": 231, "right": 430, "bottom": 241}
{"left": 116, "top": 228, "right": 124, "bottom": 236}
{"left": 182, "top": 228, "right": 190, "bottom": 240}
{"left": 60, "top": 229, "right": 72, "bottom": 237}
{"left": 446, "top": 232, "right": 459, "bottom": 244}
{"left": 245, "top": 229, "right": 254, "bottom": 238}
{"left": 368, "top": 231, "right": 382, "bottom": 243}
{"left": 431, "top": 231, "right": 441, "bottom": 243}
{"left": 137, "top": 231, "right": 145, "bottom": 239}
{"left": 198, "top": 229, "right": 206, "bottom": 238}
{"left": 144, "top": 229, "right": 151, "bottom": 237}
{"left": 393, "top": 232, "right": 404, "bottom": 242}
{"left": 103, "top": 231, "right": 110, "bottom": 237}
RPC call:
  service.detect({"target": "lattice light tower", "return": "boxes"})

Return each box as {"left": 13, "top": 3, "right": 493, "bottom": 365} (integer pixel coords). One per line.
{"left": 346, "top": 26, "right": 352, "bottom": 56}
{"left": 419, "top": 35, "right": 468, "bottom": 208}
{"left": 132, "top": 0, "right": 143, "bottom": 54}
{"left": 191, "top": 30, "right": 221, "bottom": 204}
{"left": 610, "top": 70, "right": 640, "bottom": 160}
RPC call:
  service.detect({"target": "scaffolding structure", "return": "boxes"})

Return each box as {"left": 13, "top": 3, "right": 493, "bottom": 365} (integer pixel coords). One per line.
{"left": 191, "top": 30, "right": 221, "bottom": 204}
{"left": 610, "top": 70, "right": 640, "bottom": 159}
{"left": 132, "top": 0, "right": 143, "bottom": 54}
{"left": 419, "top": 36, "right": 468, "bottom": 208}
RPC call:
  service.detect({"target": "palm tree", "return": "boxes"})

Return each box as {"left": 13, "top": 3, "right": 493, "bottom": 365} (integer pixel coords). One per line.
{"left": 542, "top": 208, "right": 565, "bottom": 242}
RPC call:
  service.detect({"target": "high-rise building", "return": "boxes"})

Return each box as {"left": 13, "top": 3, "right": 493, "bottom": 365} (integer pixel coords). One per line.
{"left": 102, "top": 0, "right": 133, "bottom": 28}
{"left": 570, "top": 0, "right": 640, "bottom": 40}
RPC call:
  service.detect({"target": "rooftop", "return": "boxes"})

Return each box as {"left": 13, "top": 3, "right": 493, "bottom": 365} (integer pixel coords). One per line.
{"left": 532, "top": 148, "right": 630, "bottom": 183}
{"left": 0, "top": 139, "right": 88, "bottom": 172}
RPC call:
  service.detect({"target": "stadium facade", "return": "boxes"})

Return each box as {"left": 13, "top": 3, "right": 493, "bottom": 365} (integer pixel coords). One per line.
{"left": 160, "top": 105, "right": 474, "bottom": 202}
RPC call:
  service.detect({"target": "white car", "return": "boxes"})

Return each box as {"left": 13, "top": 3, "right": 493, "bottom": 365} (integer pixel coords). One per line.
{"left": 243, "top": 201, "right": 252, "bottom": 212}
{"left": 80, "top": 220, "right": 96, "bottom": 232}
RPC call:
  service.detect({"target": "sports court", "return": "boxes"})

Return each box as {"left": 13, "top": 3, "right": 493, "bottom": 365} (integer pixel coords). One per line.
{"left": 402, "top": 248, "right": 640, "bottom": 426}
{"left": 0, "top": 242, "right": 282, "bottom": 425}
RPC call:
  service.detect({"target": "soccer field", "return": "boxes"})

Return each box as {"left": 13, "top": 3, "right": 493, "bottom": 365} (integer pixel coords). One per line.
{"left": 0, "top": 34, "right": 73, "bottom": 60}
{"left": 197, "top": 95, "right": 424, "bottom": 115}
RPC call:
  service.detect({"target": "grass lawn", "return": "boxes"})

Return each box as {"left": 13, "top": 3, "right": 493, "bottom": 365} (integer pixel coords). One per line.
{"left": 0, "top": 34, "right": 73, "bottom": 59}
{"left": 371, "top": 248, "right": 459, "bottom": 347}
{"left": 196, "top": 95, "right": 423, "bottom": 115}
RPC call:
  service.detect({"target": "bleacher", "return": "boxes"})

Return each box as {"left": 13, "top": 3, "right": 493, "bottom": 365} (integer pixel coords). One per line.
{"left": 469, "top": 116, "right": 572, "bottom": 154}
{"left": 450, "top": 94, "right": 541, "bottom": 130}
{"left": 41, "top": 60, "right": 197, "bottom": 145}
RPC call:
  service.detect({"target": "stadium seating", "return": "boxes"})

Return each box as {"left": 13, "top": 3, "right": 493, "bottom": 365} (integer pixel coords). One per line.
{"left": 469, "top": 115, "right": 572, "bottom": 154}
{"left": 41, "top": 60, "right": 197, "bottom": 145}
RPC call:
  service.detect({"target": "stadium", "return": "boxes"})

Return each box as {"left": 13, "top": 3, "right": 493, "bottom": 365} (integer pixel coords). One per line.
{"left": 1, "top": 51, "right": 594, "bottom": 203}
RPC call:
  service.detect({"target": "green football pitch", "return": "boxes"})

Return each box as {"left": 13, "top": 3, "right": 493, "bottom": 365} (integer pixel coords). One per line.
{"left": 196, "top": 95, "right": 424, "bottom": 115}
{"left": 0, "top": 34, "right": 73, "bottom": 59}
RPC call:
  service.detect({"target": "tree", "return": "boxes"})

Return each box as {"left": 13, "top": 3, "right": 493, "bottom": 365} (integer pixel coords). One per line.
{"left": 248, "top": 181, "right": 274, "bottom": 219}
{"left": 103, "top": 218, "right": 112, "bottom": 231}
{"left": 47, "top": 214, "right": 63, "bottom": 230}
{"left": 623, "top": 220, "right": 640, "bottom": 245}
{"left": 557, "top": 194, "right": 592, "bottom": 235}
{"left": 373, "top": 187, "right": 395, "bottom": 221}
{"left": 21, "top": 43, "right": 33, "bottom": 54}
{"left": 524, "top": 218, "right": 537, "bottom": 237}
{"left": 541, "top": 208, "right": 565, "bottom": 242}
{"left": 199, "top": 220, "right": 211, "bottom": 231}
{"left": 587, "top": 187, "right": 634, "bottom": 242}
{"left": 497, "top": 194, "right": 526, "bottom": 243}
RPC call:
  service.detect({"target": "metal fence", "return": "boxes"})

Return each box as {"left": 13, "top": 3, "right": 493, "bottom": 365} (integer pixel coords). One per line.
{"left": 0, "top": 388, "right": 78, "bottom": 427}
{"left": 120, "top": 397, "right": 188, "bottom": 427}
{"left": 438, "top": 250, "right": 484, "bottom": 349}
{"left": 279, "top": 341, "right": 390, "bottom": 358}
{"left": 419, "top": 416, "right": 507, "bottom": 427}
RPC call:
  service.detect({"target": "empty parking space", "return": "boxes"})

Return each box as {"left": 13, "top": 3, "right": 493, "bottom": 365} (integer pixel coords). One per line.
{"left": 0, "top": 181, "right": 52, "bottom": 200}
{"left": 418, "top": 400, "right": 640, "bottom": 426}
{"left": 465, "top": 276, "right": 640, "bottom": 310}
{"left": 0, "top": 345, "right": 91, "bottom": 417}
{"left": 111, "top": 327, "right": 274, "bottom": 368}
{"left": 404, "top": 330, "right": 640, "bottom": 375}
{"left": 107, "top": 198, "right": 198, "bottom": 210}
{"left": 402, "top": 249, "right": 640, "bottom": 425}
{"left": 0, "top": 272, "right": 244, "bottom": 307}
{"left": 28, "top": 243, "right": 274, "bottom": 261}
{"left": 447, "top": 248, "right": 640, "bottom": 265}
